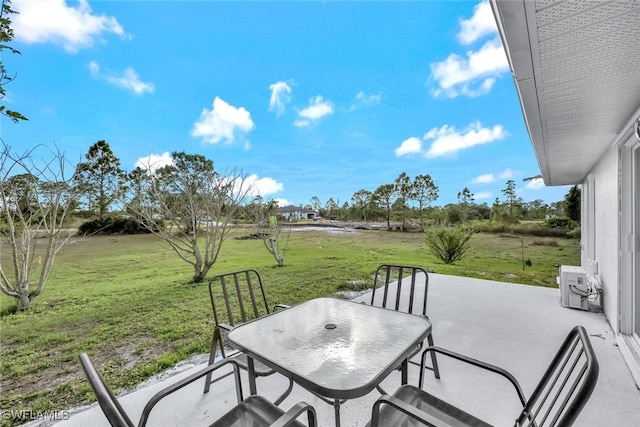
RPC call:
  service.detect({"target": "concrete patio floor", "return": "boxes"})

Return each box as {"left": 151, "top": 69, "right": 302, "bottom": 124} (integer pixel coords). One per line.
{"left": 38, "top": 273, "right": 640, "bottom": 426}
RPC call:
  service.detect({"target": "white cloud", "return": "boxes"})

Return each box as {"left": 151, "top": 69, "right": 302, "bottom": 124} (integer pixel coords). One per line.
{"left": 472, "top": 173, "right": 495, "bottom": 184}
{"left": 108, "top": 68, "right": 154, "bottom": 95}
{"left": 245, "top": 174, "right": 284, "bottom": 197}
{"left": 395, "top": 137, "right": 422, "bottom": 157}
{"left": 431, "top": 38, "right": 509, "bottom": 98}
{"left": 294, "top": 120, "right": 310, "bottom": 128}
{"left": 89, "top": 61, "right": 155, "bottom": 95}
{"left": 498, "top": 168, "right": 514, "bottom": 179}
{"left": 429, "top": 1, "right": 507, "bottom": 98}
{"left": 458, "top": 0, "right": 497, "bottom": 45}
{"left": 472, "top": 168, "right": 514, "bottom": 184}
{"left": 13, "top": 0, "right": 127, "bottom": 53}
{"left": 135, "top": 152, "right": 174, "bottom": 173}
{"left": 268, "top": 81, "right": 292, "bottom": 116}
{"left": 423, "top": 121, "right": 506, "bottom": 158}
{"left": 395, "top": 122, "right": 506, "bottom": 159}
{"left": 525, "top": 177, "right": 546, "bottom": 189}
{"left": 349, "top": 91, "right": 381, "bottom": 111}
{"left": 275, "top": 198, "right": 290, "bottom": 207}
{"left": 461, "top": 77, "right": 498, "bottom": 97}
{"left": 475, "top": 191, "right": 493, "bottom": 200}
{"left": 89, "top": 61, "right": 99, "bottom": 75}
{"left": 191, "top": 97, "right": 254, "bottom": 144}
{"left": 298, "top": 96, "right": 334, "bottom": 121}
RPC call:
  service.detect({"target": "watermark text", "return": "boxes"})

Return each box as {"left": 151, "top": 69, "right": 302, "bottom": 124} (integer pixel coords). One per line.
{"left": 1, "top": 410, "right": 70, "bottom": 421}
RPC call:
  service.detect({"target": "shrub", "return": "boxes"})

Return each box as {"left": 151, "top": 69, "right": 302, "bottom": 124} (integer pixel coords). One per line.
{"left": 424, "top": 226, "right": 474, "bottom": 264}
{"left": 544, "top": 216, "right": 578, "bottom": 229}
{"left": 469, "top": 220, "right": 573, "bottom": 238}
{"left": 78, "top": 216, "right": 158, "bottom": 235}
{"left": 567, "top": 226, "right": 581, "bottom": 239}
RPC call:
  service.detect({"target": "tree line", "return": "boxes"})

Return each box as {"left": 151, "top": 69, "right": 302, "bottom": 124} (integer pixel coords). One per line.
{"left": 308, "top": 176, "right": 579, "bottom": 229}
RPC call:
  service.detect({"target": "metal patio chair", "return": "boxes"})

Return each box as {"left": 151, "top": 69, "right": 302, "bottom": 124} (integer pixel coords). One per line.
{"left": 369, "top": 264, "right": 440, "bottom": 380}
{"left": 203, "top": 269, "right": 294, "bottom": 405}
{"left": 80, "top": 353, "right": 317, "bottom": 427}
{"left": 369, "top": 325, "right": 599, "bottom": 427}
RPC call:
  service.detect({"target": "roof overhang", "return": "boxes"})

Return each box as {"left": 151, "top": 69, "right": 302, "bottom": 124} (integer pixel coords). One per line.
{"left": 490, "top": 0, "right": 640, "bottom": 186}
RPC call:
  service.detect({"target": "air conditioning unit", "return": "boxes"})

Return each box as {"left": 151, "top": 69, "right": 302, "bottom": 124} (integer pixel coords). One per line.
{"left": 559, "top": 265, "right": 589, "bottom": 310}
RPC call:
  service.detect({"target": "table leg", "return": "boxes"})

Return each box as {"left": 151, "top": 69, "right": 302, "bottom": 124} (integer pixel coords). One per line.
{"left": 247, "top": 356, "right": 257, "bottom": 395}
{"left": 401, "top": 358, "right": 409, "bottom": 385}
{"left": 333, "top": 399, "right": 341, "bottom": 427}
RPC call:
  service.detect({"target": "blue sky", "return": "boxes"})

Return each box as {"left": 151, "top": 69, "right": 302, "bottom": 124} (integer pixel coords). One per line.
{"left": 3, "top": 0, "right": 570, "bottom": 208}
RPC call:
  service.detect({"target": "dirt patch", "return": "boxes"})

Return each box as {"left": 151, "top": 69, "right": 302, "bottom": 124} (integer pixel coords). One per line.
{"left": 289, "top": 225, "right": 356, "bottom": 234}
{"left": 0, "top": 340, "right": 171, "bottom": 404}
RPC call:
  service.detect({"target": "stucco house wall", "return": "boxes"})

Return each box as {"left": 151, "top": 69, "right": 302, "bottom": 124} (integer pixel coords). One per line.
{"left": 582, "top": 145, "right": 620, "bottom": 331}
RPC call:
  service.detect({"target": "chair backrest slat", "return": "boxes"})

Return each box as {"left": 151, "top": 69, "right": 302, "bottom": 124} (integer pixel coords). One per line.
{"left": 407, "top": 268, "right": 415, "bottom": 313}
{"left": 219, "top": 276, "right": 234, "bottom": 325}
{"left": 233, "top": 273, "right": 247, "bottom": 323}
{"left": 209, "top": 269, "right": 271, "bottom": 359}
{"left": 244, "top": 270, "right": 260, "bottom": 318}
{"left": 209, "top": 269, "right": 270, "bottom": 328}
{"left": 370, "top": 264, "right": 429, "bottom": 316}
{"left": 530, "top": 339, "right": 581, "bottom": 424}
{"left": 544, "top": 346, "right": 585, "bottom": 425}
{"left": 517, "top": 325, "right": 599, "bottom": 427}
{"left": 394, "top": 266, "right": 403, "bottom": 311}
{"left": 547, "top": 363, "right": 588, "bottom": 427}
{"left": 381, "top": 267, "right": 391, "bottom": 309}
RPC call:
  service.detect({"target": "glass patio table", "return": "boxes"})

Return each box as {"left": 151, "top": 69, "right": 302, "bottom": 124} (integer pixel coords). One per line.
{"left": 227, "top": 297, "right": 432, "bottom": 426}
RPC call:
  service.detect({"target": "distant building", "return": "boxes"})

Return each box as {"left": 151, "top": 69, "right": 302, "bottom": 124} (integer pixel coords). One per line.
{"left": 277, "top": 205, "right": 318, "bottom": 220}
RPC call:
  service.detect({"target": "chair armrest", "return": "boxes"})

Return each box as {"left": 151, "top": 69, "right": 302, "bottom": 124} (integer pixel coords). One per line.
{"left": 371, "top": 394, "right": 449, "bottom": 427}
{"left": 138, "top": 358, "right": 241, "bottom": 427}
{"left": 269, "top": 401, "right": 317, "bottom": 427}
{"left": 419, "top": 346, "right": 526, "bottom": 406}
{"left": 273, "top": 304, "right": 290, "bottom": 312}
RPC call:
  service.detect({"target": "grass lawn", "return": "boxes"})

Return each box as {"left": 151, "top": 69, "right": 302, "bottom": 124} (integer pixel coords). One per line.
{"left": 0, "top": 226, "right": 579, "bottom": 425}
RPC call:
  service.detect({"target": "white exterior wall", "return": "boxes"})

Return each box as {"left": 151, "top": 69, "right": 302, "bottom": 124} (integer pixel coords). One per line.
{"left": 582, "top": 146, "right": 619, "bottom": 331}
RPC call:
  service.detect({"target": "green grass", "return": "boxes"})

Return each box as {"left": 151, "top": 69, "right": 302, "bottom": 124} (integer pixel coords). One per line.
{"left": 0, "top": 228, "right": 579, "bottom": 425}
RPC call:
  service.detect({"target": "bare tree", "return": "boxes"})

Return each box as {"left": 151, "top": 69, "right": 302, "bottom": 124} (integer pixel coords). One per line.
{"left": 0, "top": 144, "right": 78, "bottom": 311}
{"left": 249, "top": 196, "right": 291, "bottom": 267}
{"left": 125, "top": 152, "right": 251, "bottom": 282}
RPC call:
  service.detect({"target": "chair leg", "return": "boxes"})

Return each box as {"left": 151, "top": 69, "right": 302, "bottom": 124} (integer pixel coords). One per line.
{"left": 204, "top": 330, "right": 220, "bottom": 393}
{"left": 426, "top": 333, "right": 440, "bottom": 379}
